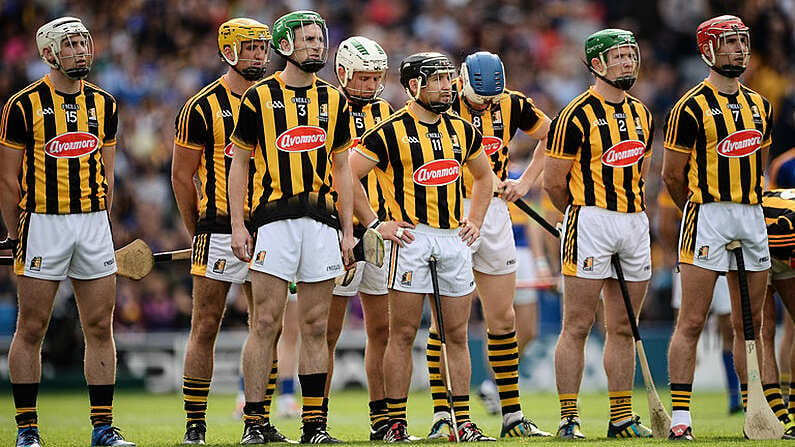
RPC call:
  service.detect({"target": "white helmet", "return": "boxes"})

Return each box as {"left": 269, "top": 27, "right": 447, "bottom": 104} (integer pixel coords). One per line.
{"left": 335, "top": 36, "right": 388, "bottom": 104}
{"left": 36, "top": 17, "right": 94, "bottom": 80}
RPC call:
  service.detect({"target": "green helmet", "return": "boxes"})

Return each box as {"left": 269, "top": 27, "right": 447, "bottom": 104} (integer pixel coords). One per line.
{"left": 271, "top": 10, "right": 328, "bottom": 73}
{"left": 584, "top": 28, "right": 640, "bottom": 90}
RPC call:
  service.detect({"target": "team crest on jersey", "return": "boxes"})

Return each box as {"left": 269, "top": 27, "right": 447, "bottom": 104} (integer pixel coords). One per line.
{"left": 319, "top": 103, "right": 328, "bottom": 122}
{"left": 275, "top": 126, "right": 327, "bottom": 152}
{"left": 413, "top": 159, "right": 461, "bottom": 186}
{"left": 30, "top": 256, "right": 42, "bottom": 272}
{"left": 87, "top": 107, "right": 98, "bottom": 128}
{"left": 213, "top": 258, "right": 226, "bottom": 274}
{"left": 582, "top": 256, "right": 594, "bottom": 272}
{"left": 697, "top": 246, "right": 709, "bottom": 260}
{"left": 44, "top": 132, "right": 100, "bottom": 158}
{"left": 254, "top": 250, "right": 266, "bottom": 265}
{"left": 481, "top": 136, "right": 503, "bottom": 156}
{"left": 601, "top": 140, "right": 646, "bottom": 167}
{"left": 450, "top": 134, "right": 461, "bottom": 153}
{"left": 491, "top": 109, "right": 502, "bottom": 125}
{"left": 716, "top": 129, "right": 762, "bottom": 158}
{"left": 751, "top": 105, "right": 763, "bottom": 124}
{"left": 401, "top": 271, "right": 413, "bottom": 286}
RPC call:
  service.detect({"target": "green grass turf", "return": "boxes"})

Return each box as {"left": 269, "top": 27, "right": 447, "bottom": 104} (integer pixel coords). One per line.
{"left": 0, "top": 388, "right": 784, "bottom": 445}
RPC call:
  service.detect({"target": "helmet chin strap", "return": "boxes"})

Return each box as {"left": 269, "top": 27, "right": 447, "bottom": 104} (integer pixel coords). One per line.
{"left": 713, "top": 64, "right": 746, "bottom": 78}
{"left": 63, "top": 67, "right": 90, "bottom": 80}
{"left": 584, "top": 61, "right": 636, "bottom": 91}
{"left": 462, "top": 96, "right": 488, "bottom": 116}
{"left": 416, "top": 97, "right": 451, "bottom": 114}
{"left": 285, "top": 55, "right": 325, "bottom": 73}
{"left": 232, "top": 64, "right": 265, "bottom": 82}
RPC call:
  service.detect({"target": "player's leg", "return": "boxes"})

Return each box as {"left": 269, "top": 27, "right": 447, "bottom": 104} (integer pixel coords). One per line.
{"left": 712, "top": 276, "right": 741, "bottom": 414}
{"left": 359, "top": 290, "right": 390, "bottom": 439}
{"left": 759, "top": 283, "right": 789, "bottom": 425}
{"left": 276, "top": 295, "right": 300, "bottom": 419}
{"left": 10, "top": 276, "right": 59, "bottom": 444}
{"left": 773, "top": 270, "right": 795, "bottom": 433}
{"left": 554, "top": 275, "right": 602, "bottom": 439}
{"left": 383, "top": 289, "right": 425, "bottom": 440}
{"left": 182, "top": 275, "right": 230, "bottom": 441}
{"left": 780, "top": 317, "right": 793, "bottom": 406}
{"left": 324, "top": 293, "right": 349, "bottom": 396}
{"left": 668, "top": 264, "right": 717, "bottom": 433}
{"left": 601, "top": 278, "right": 652, "bottom": 438}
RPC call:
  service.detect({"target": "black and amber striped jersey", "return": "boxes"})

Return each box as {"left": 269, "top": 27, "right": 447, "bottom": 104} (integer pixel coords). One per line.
{"left": 175, "top": 76, "right": 256, "bottom": 234}
{"left": 0, "top": 75, "right": 117, "bottom": 214}
{"left": 664, "top": 80, "right": 772, "bottom": 205}
{"left": 356, "top": 104, "right": 483, "bottom": 229}
{"left": 763, "top": 189, "right": 795, "bottom": 263}
{"left": 546, "top": 87, "right": 653, "bottom": 213}
{"left": 350, "top": 98, "right": 393, "bottom": 222}
{"left": 451, "top": 79, "right": 547, "bottom": 197}
{"left": 231, "top": 72, "right": 351, "bottom": 229}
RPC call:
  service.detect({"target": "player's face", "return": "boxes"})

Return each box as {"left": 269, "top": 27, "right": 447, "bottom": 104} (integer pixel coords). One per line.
{"left": 603, "top": 45, "right": 637, "bottom": 81}
{"left": 716, "top": 32, "right": 750, "bottom": 67}
{"left": 58, "top": 33, "right": 92, "bottom": 70}
{"left": 291, "top": 23, "right": 324, "bottom": 63}
{"left": 237, "top": 39, "right": 268, "bottom": 70}
{"left": 421, "top": 72, "right": 453, "bottom": 104}
{"left": 346, "top": 70, "right": 384, "bottom": 100}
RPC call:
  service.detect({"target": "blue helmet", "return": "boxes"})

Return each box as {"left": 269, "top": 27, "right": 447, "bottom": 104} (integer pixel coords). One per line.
{"left": 460, "top": 51, "right": 505, "bottom": 106}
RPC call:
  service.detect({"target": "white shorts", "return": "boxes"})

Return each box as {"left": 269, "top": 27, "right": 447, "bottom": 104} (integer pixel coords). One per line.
{"left": 333, "top": 260, "right": 388, "bottom": 296}
{"left": 15, "top": 211, "right": 116, "bottom": 280}
{"left": 770, "top": 258, "right": 795, "bottom": 282}
{"left": 671, "top": 270, "right": 731, "bottom": 315}
{"left": 560, "top": 206, "right": 651, "bottom": 281}
{"left": 191, "top": 233, "right": 250, "bottom": 284}
{"left": 385, "top": 224, "right": 475, "bottom": 297}
{"left": 464, "top": 198, "right": 517, "bottom": 275}
{"left": 678, "top": 201, "right": 771, "bottom": 272}
{"left": 250, "top": 217, "right": 343, "bottom": 283}
{"left": 514, "top": 247, "right": 538, "bottom": 304}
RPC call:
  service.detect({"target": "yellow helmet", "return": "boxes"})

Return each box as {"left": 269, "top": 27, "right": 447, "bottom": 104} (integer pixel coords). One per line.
{"left": 218, "top": 18, "right": 271, "bottom": 78}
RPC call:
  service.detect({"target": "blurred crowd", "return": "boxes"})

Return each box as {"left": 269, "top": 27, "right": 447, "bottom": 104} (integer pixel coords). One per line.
{"left": 0, "top": 0, "right": 793, "bottom": 336}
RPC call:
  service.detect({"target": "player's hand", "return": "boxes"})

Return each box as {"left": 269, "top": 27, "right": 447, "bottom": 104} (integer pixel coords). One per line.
{"left": 378, "top": 220, "right": 415, "bottom": 248}
{"left": 458, "top": 217, "right": 481, "bottom": 246}
{"left": 0, "top": 237, "right": 19, "bottom": 252}
{"left": 499, "top": 178, "right": 530, "bottom": 203}
{"left": 340, "top": 232, "right": 356, "bottom": 267}
{"left": 231, "top": 225, "right": 253, "bottom": 262}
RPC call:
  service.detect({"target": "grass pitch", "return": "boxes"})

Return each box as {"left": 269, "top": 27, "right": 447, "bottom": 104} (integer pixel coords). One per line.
{"left": 0, "top": 388, "right": 782, "bottom": 445}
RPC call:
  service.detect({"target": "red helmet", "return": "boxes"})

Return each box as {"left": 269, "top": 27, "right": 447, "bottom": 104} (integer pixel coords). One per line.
{"left": 696, "top": 15, "right": 750, "bottom": 77}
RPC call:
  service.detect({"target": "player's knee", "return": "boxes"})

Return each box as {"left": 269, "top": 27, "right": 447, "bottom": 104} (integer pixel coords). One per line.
{"left": 14, "top": 316, "right": 49, "bottom": 345}
{"left": 609, "top": 322, "right": 633, "bottom": 340}
{"left": 561, "top": 318, "right": 593, "bottom": 341}
{"left": 249, "top": 313, "right": 281, "bottom": 339}
{"left": 82, "top": 314, "right": 113, "bottom": 341}
{"left": 391, "top": 324, "right": 419, "bottom": 348}
{"left": 365, "top": 320, "right": 389, "bottom": 346}
{"left": 191, "top": 317, "right": 222, "bottom": 344}
{"left": 676, "top": 319, "right": 706, "bottom": 342}
{"left": 300, "top": 316, "right": 328, "bottom": 342}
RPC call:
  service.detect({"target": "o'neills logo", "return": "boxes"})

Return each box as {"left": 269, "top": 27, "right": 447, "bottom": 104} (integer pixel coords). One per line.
{"left": 44, "top": 132, "right": 99, "bottom": 158}
{"left": 413, "top": 159, "right": 461, "bottom": 186}
{"left": 601, "top": 140, "right": 646, "bottom": 167}
{"left": 716, "top": 129, "right": 762, "bottom": 158}
{"left": 275, "top": 126, "right": 326, "bottom": 152}
{"left": 223, "top": 142, "right": 253, "bottom": 159}
{"left": 482, "top": 136, "right": 503, "bottom": 156}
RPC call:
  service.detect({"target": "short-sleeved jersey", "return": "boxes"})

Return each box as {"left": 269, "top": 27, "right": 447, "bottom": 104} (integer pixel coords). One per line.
{"left": 763, "top": 189, "right": 795, "bottom": 263}
{"left": 175, "top": 76, "right": 255, "bottom": 234}
{"left": 356, "top": 104, "right": 483, "bottom": 229}
{"left": 230, "top": 72, "right": 351, "bottom": 229}
{"left": 451, "top": 79, "right": 548, "bottom": 197}
{"left": 664, "top": 80, "right": 772, "bottom": 205}
{"left": 546, "top": 87, "right": 653, "bottom": 213}
{"left": 0, "top": 75, "right": 118, "bottom": 214}
{"left": 350, "top": 98, "right": 393, "bottom": 222}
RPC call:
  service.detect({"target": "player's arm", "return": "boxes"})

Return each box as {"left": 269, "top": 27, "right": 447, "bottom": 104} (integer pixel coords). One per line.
{"left": 0, "top": 144, "right": 22, "bottom": 240}
{"left": 662, "top": 105, "right": 697, "bottom": 210}
{"left": 662, "top": 150, "right": 690, "bottom": 210}
{"left": 229, "top": 94, "right": 259, "bottom": 262}
{"left": 102, "top": 144, "right": 116, "bottom": 214}
{"left": 463, "top": 150, "right": 492, "bottom": 246}
{"left": 544, "top": 156, "right": 574, "bottom": 213}
{"left": 333, "top": 149, "right": 355, "bottom": 266}
{"left": 543, "top": 111, "right": 580, "bottom": 213}
{"left": 171, "top": 144, "right": 202, "bottom": 237}
{"left": 500, "top": 136, "right": 547, "bottom": 202}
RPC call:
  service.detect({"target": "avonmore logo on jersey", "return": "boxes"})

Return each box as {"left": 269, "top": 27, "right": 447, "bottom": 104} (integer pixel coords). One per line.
{"left": 276, "top": 126, "right": 326, "bottom": 152}
{"left": 223, "top": 143, "right": 254, "bottom": 159}
{"left": 413, "top": 159, "right": 461, "bottom": 186}
{"left": 44, "top": 132, "right": 99, "bottom": 158}
{"left": 601, "top": 140, "right": 646, "bottom": 167}
{"left": 482, "top": 136, "right": 503, "bottom": 156}
{"left": 716, "top": 129, "right": 763, "bottom": 158}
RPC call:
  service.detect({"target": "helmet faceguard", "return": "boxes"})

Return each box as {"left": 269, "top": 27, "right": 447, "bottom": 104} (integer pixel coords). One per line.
{"left": 460, "top": 51, "right": 505, "bottom": 114}
{"left": 400, "top": 52, "right": 456, "bottom": 114}
{"left": 335, "top": 36, "right": 388, "bottom": 105}
{"left": 36, "top": 17, "right": 94, "bottom": 80}
{"left": 585, "top": 29, "right": 640, "bottom": 91}
{"left": 697, "top": 15, "right": 750, "bottom": 78}
{"left": 218, "top": 18, "right": 271, "bottom": 81}
{"left": 271, "top": 10, "right": 328, "bottom": 73}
